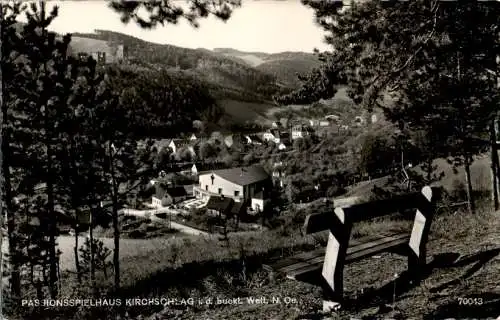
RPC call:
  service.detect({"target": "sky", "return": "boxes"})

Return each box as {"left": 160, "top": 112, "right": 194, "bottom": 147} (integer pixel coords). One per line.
{"left": 17, "top": 0, "right": 331, "bottom": 54}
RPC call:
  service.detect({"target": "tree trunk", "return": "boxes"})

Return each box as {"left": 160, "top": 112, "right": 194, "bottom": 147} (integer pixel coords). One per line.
{"left": 46, "top": 101, "right": 59, "bottom": 300}
{"left": 68, "top": 139, "right": 81, "bottom": 282}
{"left": 464, "top": 156, "right": 475, "bottom": 214}
{"left": 74, "top": 227, "right": 80, "bottom": 283}
{"left": 1, "top": 137, "right": 21, "bottom": 302}
{"left": 426, "top": 157, "right": 433, "bottom": 183}
{"left": 109, "top": 142, "right": 120, "bottom": 293}
{"left": 89, "top": 206, "right": 96, "bottom": 295}
{"left": 112, "top": 190, "right": 120, "bottom": 293}
{"left": 490, "top": 120, "right": 499, "bottom": 210}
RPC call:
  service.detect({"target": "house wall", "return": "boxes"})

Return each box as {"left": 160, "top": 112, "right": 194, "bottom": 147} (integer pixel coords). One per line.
{"left": 262, "top": 133, "right": 274, "bottom": 142}
{"left": 168, "top": 141, "right": 177, "bottom": 154}
{"left": 198, "top": 174, "right": 244, "bottom": 200}
{"left": 69, "top": 37, "right": 124, "bottom": 64}
{"left": 251, "top": 198, "right": 264, "bottom": 212}
{"left": 152, "top": 196, "right": 163, "bottom": 208}
{"left": 292, "top": 131, "right": 302, "bottom": 139}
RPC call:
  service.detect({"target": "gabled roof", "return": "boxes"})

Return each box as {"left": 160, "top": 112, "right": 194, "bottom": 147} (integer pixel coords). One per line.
{"left": 206, "top": 196, "right": 234, "bottom": 212}
{"left": 183, "top": 184, "right": 194, "bottom": 195}
{"left": 230, "top": 201, "right": 246, "bottom": 215}
{"left": 248, "top": 135, "right": 263, "bottom": 144}
{"left": 171, "top": 139, "right": 192, "bottom": 148}
{"left": 270, "top": 129, "right": 280, "bottom": 137}
{"left": 211, "top": 166, "right": 269, "bottom": 186}
{"left": 154, "top": 184, "right": 167, "bottom": 199}
{"left": 280, "top": 132, "right": 291, "bottom": 140}
{"left": 152, "top": 139, "right": 172, "bottom": 152}
{"left": 165, "top": 186, "right": 188, "bottom": 198}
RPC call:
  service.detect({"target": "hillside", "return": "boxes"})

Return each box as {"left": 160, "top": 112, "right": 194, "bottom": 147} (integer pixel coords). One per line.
{"left": 71, "top": 30, "right": 289, "bottom": 104}
{"left": 213, "top": 48, "right": 321, "bottom": 88}
{"left": 65, "top": 30, "right": 335, "bottom": 127}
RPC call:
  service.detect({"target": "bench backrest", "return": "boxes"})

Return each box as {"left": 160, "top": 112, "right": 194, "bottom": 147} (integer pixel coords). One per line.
{"left": 302, "top": 186, "right": 439, "bottom": 298}
{"left": 304, "top": 186, "right": 439, "bottom": 235}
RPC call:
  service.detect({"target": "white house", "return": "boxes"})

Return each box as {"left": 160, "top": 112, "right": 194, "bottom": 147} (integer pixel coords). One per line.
{"left": 271, "top": 121, "right": 283, "bottom": 129}
{"left": 354, "top": 116, "right": 365, "bottom": 126}
{"left": 262, "top": 129, "right": 281, "bottom": 143}
{"left": 250, "top": 191, "right": 269, "bottom": 214}
{"left": 325, "top": 114, "right": 340, "bottom": 122}
{"left": 189, "top": 134, "right": 198, "bottom": 141}
{"left": 194, "top": 166, "right": 271, "bottom": 211}
{"left": 291, "top": 125, "right": 313, "bottom": 140}
{"left": 319, "top": 120, "right": 330, "bottom": 127}
{"left": 309, "top": 119, "right": 320, "bottom": 127}
{"left": 169, "top": 139, "right": 196, "bottom": 158}
{"left": 152, "top": 185, "right": 189, "bottom": 208}
{"left": 243, "top": 135, "right": 253, "bottom": 144}
{"left": 168, "top": 140, "right": 179, "bottom": 154}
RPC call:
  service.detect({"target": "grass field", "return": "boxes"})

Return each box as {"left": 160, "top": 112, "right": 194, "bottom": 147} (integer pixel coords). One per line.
{"left": 134, "top": 205, "right": 500, "bottom": 320}
{"left": 57, "top": 235, "right": 192, "bottom": 271}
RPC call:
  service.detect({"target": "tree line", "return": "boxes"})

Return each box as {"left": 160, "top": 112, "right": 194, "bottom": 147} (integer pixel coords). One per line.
{"left": 280, "top": 0, "right": 500, "bottom": 214}
{"left": 0, "top": 1, "right": 241, "bottom": 317}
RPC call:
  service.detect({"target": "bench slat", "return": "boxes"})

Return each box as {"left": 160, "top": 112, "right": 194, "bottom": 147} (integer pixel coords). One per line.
{"left": 279, "top": 233, "right": 410, "bottom": 279}
{"left": 265, "top": 234, "right": 382, "bottom": 271}
{"left": 347, "top": 233, "right": 409, "bottom": 256}
{"left": 265, "top": 248, "right": 325, "bottom": 271}
{"left": 346, "top": 235, "right": 409, "bottom": 263}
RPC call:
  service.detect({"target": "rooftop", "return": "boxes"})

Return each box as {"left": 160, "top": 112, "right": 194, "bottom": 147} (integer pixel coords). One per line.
{"left": 208, "top": 166, "right": 269, "bottom": 186}
{"left": 230, "top": 201, "right": 246, "bottom": 215}
{"left": 206, "top": 196, "right": 234, "bottom": 212}
{"left": 165, "top": 186, "right": 188, "bottom": 198}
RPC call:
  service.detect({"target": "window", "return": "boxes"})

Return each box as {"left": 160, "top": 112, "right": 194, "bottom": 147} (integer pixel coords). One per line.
{"left": 211, "top": 174, "right": 215, "bottom": 185}
{"left": 234, "top": 191, "right": 240, "bottom": 197}
{"left": 218, "top": 188, "right": 222, "bottom": 194}
{"left": 205, "top": 185, "right": 208, "bottom": 191}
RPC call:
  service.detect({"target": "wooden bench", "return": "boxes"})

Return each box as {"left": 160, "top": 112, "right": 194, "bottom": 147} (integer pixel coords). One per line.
{"left": 264, "top": 186, "right": 438, "bottom": 310}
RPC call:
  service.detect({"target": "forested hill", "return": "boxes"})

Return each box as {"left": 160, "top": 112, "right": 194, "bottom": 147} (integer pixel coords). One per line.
{"left": 213, "top": 48, "right": 322, "bottom": 88}
{"left": 71, "top": 30, "right": 293, "bottom": 103}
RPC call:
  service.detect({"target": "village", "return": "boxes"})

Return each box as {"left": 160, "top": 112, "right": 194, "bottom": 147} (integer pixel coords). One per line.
{"left": 4, "top": 1, "right": 500, "bottom": 319}
{"left": 118, "top": 113, "right": 375, "bottom": 238}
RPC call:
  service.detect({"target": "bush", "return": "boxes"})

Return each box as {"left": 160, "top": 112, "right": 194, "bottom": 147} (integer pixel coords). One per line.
{"left": 128, "top": 230, "right": 146, "bottom": 239}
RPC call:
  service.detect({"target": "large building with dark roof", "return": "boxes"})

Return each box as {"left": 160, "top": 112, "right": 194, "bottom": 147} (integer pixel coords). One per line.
{"left": 194, "top": 166, "right": 271, "bottom": 212}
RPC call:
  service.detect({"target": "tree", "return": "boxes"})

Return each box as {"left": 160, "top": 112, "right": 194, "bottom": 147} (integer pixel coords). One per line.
{"left": 358, "top": 134, "right": 398, "bottom": 179}
{"left": 109, "top": 0, "right": 241, "bottom": 29}
{"left": 199, "top": 141, "right": 216, "bottom": 160}
{"left": 2, "top": 1, "right": 72, "bottom": 300}
{"left": 1, "top": 1, "right": 28, "bottom": 304}
{"left": 290, "top": 0, "right": 500, "bottom": 213}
